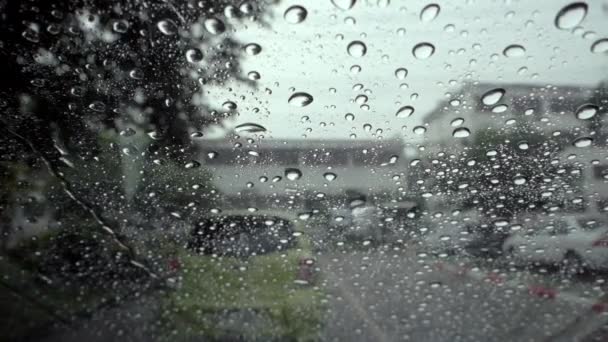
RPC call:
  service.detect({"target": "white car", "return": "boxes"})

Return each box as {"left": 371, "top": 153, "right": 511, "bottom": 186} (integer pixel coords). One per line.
{"left": 502, "top": 217, "right": 608, "bottom": 273}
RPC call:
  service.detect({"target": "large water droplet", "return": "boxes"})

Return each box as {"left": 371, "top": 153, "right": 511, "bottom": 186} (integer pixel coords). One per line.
{"left": 420, "top": 4, "right": 440, "bottom": 23}
{"left": 284, "top": 5, "right": 308, "bottom": 24}
{"left": 288, "top": 92, "right": 314, "bottom": 107}
{"left": 235, "top": 123, "right": 267, "bottom": 133}
{"left": 223, "top": 101, "right": 237, "bottom": 110}
{"left": 573, "top": 137, "right": 593, "bottom": 147}
{"left": 555, "top": 2, "right": 588, "bottom": 30}
{"left": 591, "top": 39, "right": 608, "bottom": 54}
{"left": 157, "top": 19, "right": 177, "bottom": 35}
{"left": 347, "top": 41, "right": 367, "bottom": 57}
{"left": 395, "top": 68, "right": 408, "bottom": 80}
{"left": 186, "top": 48, "right": 203, "bottom": 63}
{"left": 244, "top": 43, "right": 262, "bottom": 56}
{"left": 575, "top": 104, "right": 599, "bottom": 119}
{"left": 413, "top": 126, "right": 426, "bottom": 134}
{"left": 481, "top": 88, "right": 506, "bottom": 106}
{"left": 89, "top": 101, "right": 106, "bottom": 112}
{"left": 396, "top": 106, "right": 415, "bottom": 118}
{"left": 204, "top": 18, "right": 226, "bottom": 34}
{"left": 285, "top": 168, "right": 303, "bottom": 181}
{"left": 323, "top": 172, "right": 337, "bottom": 181}
{"left": 452, "top": 127, "right": 470, "bottom": 138}
{"left": 112, "top": 20, "right": 129, "bottom": 33}
{"left": 412, "top": 42, "right": 435, "bottom": 59}
{"left": 331, "top": 0, "right": 356, "bottom": 10}
{"left": 503, "top": 44, "right": 526, "bottom": 57}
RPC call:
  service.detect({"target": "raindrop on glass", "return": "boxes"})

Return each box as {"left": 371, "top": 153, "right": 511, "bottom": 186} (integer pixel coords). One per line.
{"left": 396, "top": 106, "right": 415, "bottom": 118}
{"left": 420, "top": 4, "right": 440, "bottom": 23}
{"left": 204, "top": 18, "right": 226, "bottom": 34}
{"left": 331, "top": 0, "right": 356, "bottom": 10}
{"left": 412, "top": 42, "right": 435, "bottom": 59}
{"left": 573, "top": 137, "right": 593, "bottom": 148}
{"left": 186, "top": 48, "right": 203, "bottom": 63}
{"left": 285, "top": 168, "right": 303, "bottom": 181}
{"left": 244, "top": 43, "right": 262, "bottom": 56}
{"left": 288, "top": 92, "right": 314, "bottom": 107}
{"left": 347, "top": 41, "right": 367, "bottom": 57}
{"left": 591, "top": 39, "right": 608, "bottom": 54}
{"left": 235, "top": 123, "right": 267, "bottom": 134}
{"left": 452, "top": 127, "right": 470, "bottom": 138}
{"left": 555, "top": 2, "right": 588, "bottom": 30}
{"left": 481, "top": 88, "right": 506, "bottom": 106}
{"left": 395, "top": 68, "right": 408, "bottom": 80}
{"left": 284, "top": 5, "right": 308, "bottom": 24}
{"left": 503, "top": 44, "right": 526, "bottom": 57}
{"left": 157, "top": 19, "right": 177, "bottom": 35}
{"left": 323, "top": 172, "right": 337, "bottom": 181}
{"left": 575, "top": 104, "right": 599, "bottom": 119}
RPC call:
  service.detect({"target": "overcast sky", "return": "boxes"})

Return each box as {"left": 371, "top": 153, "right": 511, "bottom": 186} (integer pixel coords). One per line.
{"left": 202, "top": 0, "right": 608, "bottom": 140}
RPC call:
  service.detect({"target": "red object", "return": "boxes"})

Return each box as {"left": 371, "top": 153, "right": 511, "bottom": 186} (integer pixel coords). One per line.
{"left": 592, "top": 302, "right": 607, "bottom": 313}
{"left": 592, "top": 234, "right": 608, "bottom": 247}
{"left": 168, "top": 258, "right": 181, "bottom": 272}
{"left": 528, "top": 285, "right": 557, "bottom": 299}
{"left": 295, "top": 257, "right": 315, "bottom": 285}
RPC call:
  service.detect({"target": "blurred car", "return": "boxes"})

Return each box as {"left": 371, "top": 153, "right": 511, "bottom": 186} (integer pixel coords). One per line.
{"left": 163, "top": 214, "right": 323, "bottom": 341}
{"left": 502, "top": 216, "right": 608, "bottom": 274}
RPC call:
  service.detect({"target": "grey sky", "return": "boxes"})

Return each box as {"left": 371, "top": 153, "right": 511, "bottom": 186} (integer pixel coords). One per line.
{"left": 202, "top": 0, "right": 608, "bottom": 140}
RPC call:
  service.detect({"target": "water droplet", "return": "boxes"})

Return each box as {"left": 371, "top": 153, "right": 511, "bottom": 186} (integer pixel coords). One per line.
{"left": 575, "top": 104, "right": 599, "bottom": 119}
{"left": 503, "top": 44, "right": 526, "bottom": 57}
{"left": 412, "top": 42, "right": 435, "bottom": 59}
{"left": 89, "top": 101, "right": 106, "bottom": 112}
{"left": 204, "top": 17, "right": 226, "bottom": 34}
{"left": 355, "top": 94, "right": 368, "bottom": 104}
{"left": 573, "top": 137, "right": 593, "bottom": 147}
{"left": 323, "top": 172, "right": 337, "bottom": 181}
{"left": 285, "top": 168, "right": 303, "bottom": 181}
{"left": 492, "top": 104, "right": 508, "bottom": 113}
{"left": 451, "top": 118, "right": 464, "bottom": 126}
{"left": 223, "top": 101, "right": 237, "bottom": 110}
{"left": 112, "top": 20, "right": 129, "bottom": 33}
{"left": 22, "top": 28, "right": 40, "bottom": 42}
{"left": 413, "top": 126, "right": 426, "bottom": 134}
{"left": 555, "top": 2, "right": 588, "bottom": 30}
{"left": 347, "top": 41, "right": 367, "bottom": 57}
{"left": 185, "top": 161, "right": 201, "bottom": 169}
{"left": 452, "top": 127, "right": 470, "bottom": 138}
{"left": 331, "top": 0, "right": 356, "bottom": 10}
{"left": 186, "top": 48, "right": 203, "bottom": 63}
{"left": 481, "top": 88, "right": 506, "bottom": 106}
{"left": 396, "top": 106, "right": 415, "bottom": 118}
{"left": 298, "top": 212, "right": 312, "bottom": 220}
{"left": 234, "top": 123, "right": 267, "bottom": 134}
{"left": 420, "top": 4, "right": 440, "bottom": 23}
{"left": 518, "top": 141, "right": 529, "bottom": 150}
{"left": 244, "top": 43, "right": 262, "bottom": 56}
{"left": 288, "top": 92, "right": 314, "bottom": 107}
{"left": 345, "top": 113, "right": 355, "bottom": 121}
{"left": 395, "top": 68, "right": 408, "bottom": 80}
{"left": 284, "top": 5, "right": 308, "bottom": 24}
{"left": 157, "top": 19, "right": 178, "bottom": 35}
{"left": 248, "top": 71, "right": 261, "bottom": 80}
{"left": 514, "top": 176, "right": 527, "bottom": 185}
{"left": 591, "top": 39, "right": 608, "bottom": 54}
{"left": 129, "top": 69, "right": 144, "bottom": 79}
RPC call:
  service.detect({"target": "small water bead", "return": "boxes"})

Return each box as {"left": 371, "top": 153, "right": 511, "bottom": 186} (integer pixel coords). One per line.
{"left": 591, "top": 39, "right": 608, "bottom": 54}
{"left": 244, "top": 43, "right": 262, "bottom": 56}
{"left": 575, "top": 104, "right": 599, "bottom": 120}
{"left": 204, "top": 17, "right": 226, "bottom": 34}
{"left": 395, "top": 68, "right": 408, "bottom": 80}
{"left": 503, "top": 44, "right": 526, "bottom": 57}
{"left": 284, "top": 5, "right": 308, "bottom": 24}
{"left": 285, "top": 168, "right": 303, "bottom": 180}
{"left": 288, "top": 92, "right": 314, "bottom": 107}
{"left": 186, "top": 48, "right": 204, "bottom": 63}
{"left": 347, "top": 41, "right": 367, "bottom": 57}
{"left": 323, "top": 172, "right": 337, "bottom": 181}
{"left": 157, "top": 19, "right": 178, "bottom": 35}
{"left": 413, "top": 126, "right": 427, "bottom": 134}
{"left": 452, "top": 127, "right": 470, "bottom": 138}
{"left": 573, "top": 137, "right": 593, "bottom": 148}
{"left": 481, "top": 88, "right": 506, "bottom": 106}
{"left": 412, "top": 42, "right": 435, "bottom": 59}
{"left": 396, "top": 106, "right": 415, "bottom": 118}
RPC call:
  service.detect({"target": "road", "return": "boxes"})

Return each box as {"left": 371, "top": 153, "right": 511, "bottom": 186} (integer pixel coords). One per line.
{"left": 317, "top": 245, "right": 608, "bottom": 341}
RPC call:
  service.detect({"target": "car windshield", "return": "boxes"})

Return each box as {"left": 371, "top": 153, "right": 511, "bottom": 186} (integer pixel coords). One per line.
{"left": 2, "top": 0, "right": 608, "bottom": 341}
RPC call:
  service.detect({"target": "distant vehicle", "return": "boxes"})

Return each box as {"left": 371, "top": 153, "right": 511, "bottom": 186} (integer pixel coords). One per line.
{"left": 164, "top": 214, "right": 322, "bottom": 340}
{"left": 502, "top": 217, "right": 608, "bottom": 274}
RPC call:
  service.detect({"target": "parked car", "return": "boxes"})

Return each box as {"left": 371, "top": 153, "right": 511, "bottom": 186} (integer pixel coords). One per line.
{"left": 163, "top": 214, "right": 323, "bottom": 341}
{"left": 502, "top": 216, "right": 608, "bottom": 274}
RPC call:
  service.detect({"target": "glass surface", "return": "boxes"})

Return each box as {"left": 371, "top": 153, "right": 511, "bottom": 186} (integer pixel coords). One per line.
{"left": 1, "top": 0, "right": 608, "bottom": 341}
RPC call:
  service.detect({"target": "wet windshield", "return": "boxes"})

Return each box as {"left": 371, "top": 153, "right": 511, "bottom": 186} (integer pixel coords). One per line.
{"left": 1, "top": 0, "right": 608, "bottom": 341}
